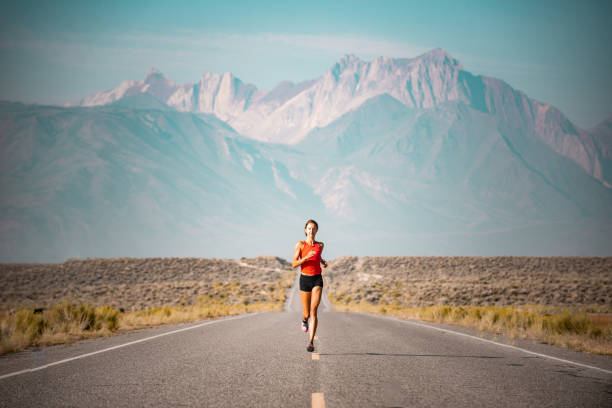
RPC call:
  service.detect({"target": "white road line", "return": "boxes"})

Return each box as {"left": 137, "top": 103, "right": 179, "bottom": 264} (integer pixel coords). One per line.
{"left": 312, "top": 393, "right": 325, "bottom": 408}
{"left": 366, "top": 313, "right": 612, "bottom": 375}
{"left": 0, "top": 313, "right": 259, "bottom": 381}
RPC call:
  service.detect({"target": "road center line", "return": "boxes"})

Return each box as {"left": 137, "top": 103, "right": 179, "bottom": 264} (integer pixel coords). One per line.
{"left": 0, "top": 313, "right": 260, "bottom": 381}
{"left": 312, "top": 393, "right": 325, "bottom": 408}
{"left": 365, "top": 313, "right": 612, "bottom": 375}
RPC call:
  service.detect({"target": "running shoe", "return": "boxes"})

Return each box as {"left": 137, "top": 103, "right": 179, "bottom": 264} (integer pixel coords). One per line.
{"left": 307, "top": 341, "right": 315, "bottom": 352}
{"left": 301, "top": 319, "right": 308, "bottom": 332}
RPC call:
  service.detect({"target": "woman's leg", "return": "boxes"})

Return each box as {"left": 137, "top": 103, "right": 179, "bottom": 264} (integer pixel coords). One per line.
{"left": 308, "top": 286, "right": 322, "bottom": 343}
{"left": 300, "top": 290, "right": 311, "bottom": 322}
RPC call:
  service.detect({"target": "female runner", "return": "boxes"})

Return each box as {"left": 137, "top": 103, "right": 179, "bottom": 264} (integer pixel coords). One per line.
{"left": 292, "top": 219, "right": 328, "bottom": 352}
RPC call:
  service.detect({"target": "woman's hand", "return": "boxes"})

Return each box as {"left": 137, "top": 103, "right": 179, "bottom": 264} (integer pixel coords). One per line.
{"left": 321, "top": 259, "right": 328, "bottom": 268}
{"left": 305, "top": 250, "right": 316, "bottom": 260}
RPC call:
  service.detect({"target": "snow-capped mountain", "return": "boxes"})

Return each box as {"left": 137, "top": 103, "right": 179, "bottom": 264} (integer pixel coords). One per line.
{"left": 80, "top": 49, "right": 610, "bottom": 188}
{"left": 1, "top": 49, "right": 611, "bottom": 262}
{"left": 81, "top": 68, "right": 181, "bottom": 106}
{"left": 81, "top": 49, "right": 466, "bottom": 143}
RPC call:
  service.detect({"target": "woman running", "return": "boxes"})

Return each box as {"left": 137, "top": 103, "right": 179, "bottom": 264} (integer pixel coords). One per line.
{"left": 292, "top": 219, "right": 328, "bottom": 352}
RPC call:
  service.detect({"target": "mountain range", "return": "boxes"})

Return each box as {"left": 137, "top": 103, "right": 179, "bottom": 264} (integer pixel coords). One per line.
{"left": 1, "top": 49, "right": 611, "bottom": 261}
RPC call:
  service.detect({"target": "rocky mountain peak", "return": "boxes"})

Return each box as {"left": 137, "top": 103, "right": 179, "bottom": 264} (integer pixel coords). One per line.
{"left": 416, "top": 48, "right": 463, "bottom": 70}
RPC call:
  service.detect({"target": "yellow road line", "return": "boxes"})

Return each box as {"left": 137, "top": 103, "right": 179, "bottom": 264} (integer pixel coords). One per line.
{"left": 312, "top": 393, "right": 325, "bottom": 408}
{"left": 312, "top": 353, "right": 320, "bottom": 360}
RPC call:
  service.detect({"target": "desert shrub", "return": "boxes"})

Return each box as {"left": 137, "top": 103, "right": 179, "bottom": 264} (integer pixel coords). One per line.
{"left": 0, "top": 302, "right": 121, "bottom": 355}
{"left": 541, "top": 312, "right": 596, "bottom": 337}
{"left": 95, "top": 306, "right": 119, "bottom": 331}
{"left": 48, "top": 302, "right": 97, "bottom": 331}
{"left": 451, "top": 306, "right": 467, "bottom": 320}
{"left": 14, "top": 309, "right": 47, "bottom": 338}
{"left": 468, "top": 307, "right": 482, "bottom": 320}
{"left": 161, "top": 306, "right": 172, "bottom": 317}
{"left": 433, "top": 306, "right": 452, "bottom": 321}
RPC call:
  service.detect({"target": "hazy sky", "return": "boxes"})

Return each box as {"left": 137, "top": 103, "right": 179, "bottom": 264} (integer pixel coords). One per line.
{"left": 1, "top": 0, "right": 611, "bottom": 128}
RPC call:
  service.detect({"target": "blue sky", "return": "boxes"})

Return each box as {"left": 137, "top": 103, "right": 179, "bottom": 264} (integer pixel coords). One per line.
{"left": 1, "top": 0, "right": 611, "bottom": 128}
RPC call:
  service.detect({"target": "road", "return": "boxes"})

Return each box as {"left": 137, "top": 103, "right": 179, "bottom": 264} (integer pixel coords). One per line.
{"left": 0, "top": 272, "right": 611, "bottom": 407}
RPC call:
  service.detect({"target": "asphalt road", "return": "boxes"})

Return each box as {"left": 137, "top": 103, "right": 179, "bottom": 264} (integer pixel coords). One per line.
{"left": 1, "top": 272, "right": 611, "bottom": 407}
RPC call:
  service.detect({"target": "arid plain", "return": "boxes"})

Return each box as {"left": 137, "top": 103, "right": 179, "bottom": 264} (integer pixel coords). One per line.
{"left": 1, "top": 256, "right": 610, "bottom": 312}
{"left": 1, "top": 256, "right": 610, "bottom": 355}
{"left": 324, "top": 256, "right": 612, "bottom": 307}
{"left": 0, "top": 256, "right": 293, "bottom": 312}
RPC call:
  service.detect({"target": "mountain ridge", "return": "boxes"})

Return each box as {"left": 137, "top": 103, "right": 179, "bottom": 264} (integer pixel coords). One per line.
{"left": 76, "top": 49, "right": 611, "bottom": 187}
{"left": 1, "top": 49, "right": 611, "bottom": 261}
{"left": 1, "top": 95, "right": 611, "bottom": 261}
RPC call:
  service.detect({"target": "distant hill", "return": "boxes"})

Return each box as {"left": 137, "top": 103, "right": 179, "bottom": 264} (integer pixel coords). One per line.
{"left": 1, "top": 49, "right": 611, "bottom": 261}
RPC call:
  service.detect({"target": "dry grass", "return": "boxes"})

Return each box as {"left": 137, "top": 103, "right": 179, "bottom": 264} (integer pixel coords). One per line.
{"left": 332, "top": 302, "right": 612, "bottom": 355}
{"left": 119, "top": 301, "right": 279, "bottom": 330}
{"left": 0, "top": 301, "right": 119, "bottom": 355}
{"left": 326, "top": 256, "right": 612, "bottom": 355}
{"left": 0, "top": 300, "right": 286, "bottom": 356}
{"left": 0, "top": 257, "right": 295, "bottom": 355}
{"left": 3, "top": 255, "right": 611, "bottom": 355}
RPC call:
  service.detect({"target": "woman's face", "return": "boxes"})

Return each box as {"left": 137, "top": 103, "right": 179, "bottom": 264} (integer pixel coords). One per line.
{"left": 305, "top": 222, "right": 317, "bottom": 239}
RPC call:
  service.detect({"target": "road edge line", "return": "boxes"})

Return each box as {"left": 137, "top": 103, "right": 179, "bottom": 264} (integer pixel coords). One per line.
{"left": 360, "top": 312, "right": 612, "bottom": 375}
{"left": 0, "top": 312, "right": 260, "bottom": 381}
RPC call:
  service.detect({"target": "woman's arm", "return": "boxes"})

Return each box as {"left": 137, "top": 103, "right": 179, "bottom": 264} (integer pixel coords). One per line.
{"left": 319, "top": 242, "right": 328, "bottom": 268}
{"left": 292, "top": 241, "right": 315, "bottom": 269}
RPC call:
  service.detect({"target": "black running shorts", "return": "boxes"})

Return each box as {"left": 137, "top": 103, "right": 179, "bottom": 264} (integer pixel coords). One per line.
{"left": 299, "top": 273, "right": 323, "bottom": 292}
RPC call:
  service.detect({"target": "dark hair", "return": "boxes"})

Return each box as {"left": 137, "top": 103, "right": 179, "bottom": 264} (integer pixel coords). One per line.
{"left": 304, "top": 219, "right": 318, "bottom": 235}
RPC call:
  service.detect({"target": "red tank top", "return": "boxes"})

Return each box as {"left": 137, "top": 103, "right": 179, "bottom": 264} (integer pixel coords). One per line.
{"left": 300, "top": 240, "right": 322, "bottom": 275}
